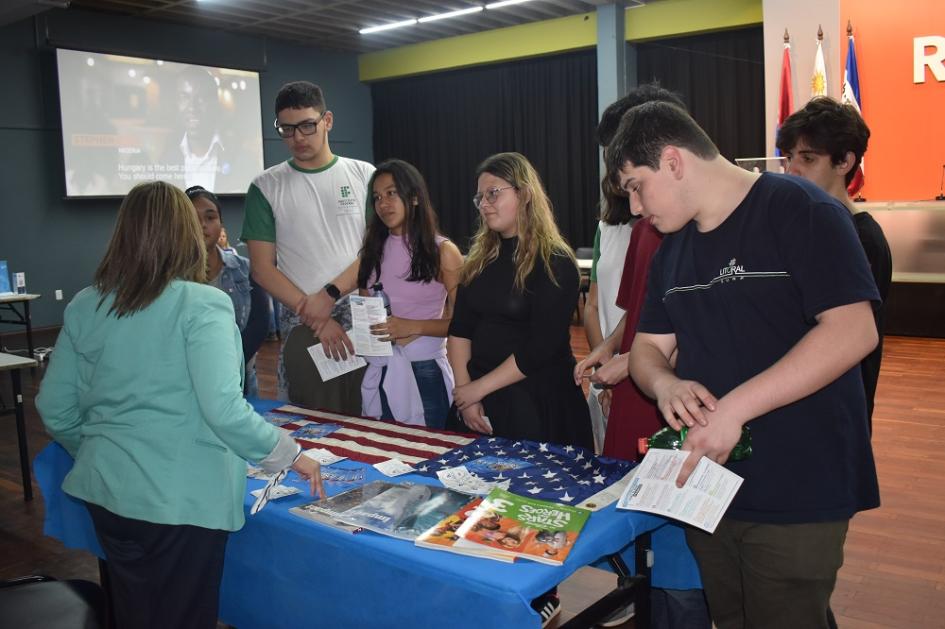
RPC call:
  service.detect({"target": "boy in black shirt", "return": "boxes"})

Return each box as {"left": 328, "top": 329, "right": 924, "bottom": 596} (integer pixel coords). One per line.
{"left": 608, "top": 101, "right": 880, "bottom": 629}
{"left": 777, "top": 97, "right": 892, "bottom": 432}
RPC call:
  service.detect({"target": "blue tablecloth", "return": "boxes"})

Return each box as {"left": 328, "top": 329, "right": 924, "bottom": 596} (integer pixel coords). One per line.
{"left": 35, "top": 400, "right": 702, "bottom": 629}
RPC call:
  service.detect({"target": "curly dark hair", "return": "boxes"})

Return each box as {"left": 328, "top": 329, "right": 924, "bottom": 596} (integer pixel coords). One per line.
{"left": 776, "top": 96, "right": 870, "bottom": 187}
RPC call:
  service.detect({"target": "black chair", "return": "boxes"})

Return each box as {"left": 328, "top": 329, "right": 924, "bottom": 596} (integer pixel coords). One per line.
{"left": 0, "top": 576, "right": 105, "bottom": 629}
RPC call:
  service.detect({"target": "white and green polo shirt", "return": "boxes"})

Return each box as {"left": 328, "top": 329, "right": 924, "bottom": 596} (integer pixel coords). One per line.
{"left": 241, "top": 156, "right": 375, "bottom": 294}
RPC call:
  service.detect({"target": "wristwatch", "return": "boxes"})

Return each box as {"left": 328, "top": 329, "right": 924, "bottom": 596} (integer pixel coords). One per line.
{"left": 323, "top": 283, "right": 341, "bottom": 300}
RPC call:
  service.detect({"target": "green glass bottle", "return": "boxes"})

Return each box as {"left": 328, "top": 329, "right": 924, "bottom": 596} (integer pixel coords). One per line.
{"left": 640, "top": 425, "right": 752, "bottom": 461}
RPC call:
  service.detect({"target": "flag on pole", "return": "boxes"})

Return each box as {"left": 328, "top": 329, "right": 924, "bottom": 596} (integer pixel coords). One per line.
{"left": 775, "top": 38, "right": 793, "bottom": 156}
{"left": 812, "top": 38, "right": 827, "bottom": 97}
{"left": 842, "top": 32, "right": 865, "bottom": 195}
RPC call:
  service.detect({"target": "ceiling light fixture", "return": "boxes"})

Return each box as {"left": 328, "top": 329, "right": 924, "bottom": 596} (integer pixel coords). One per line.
{"left": 359, "top": 18, "right": 418, "bottom": 35}
{"left": 485, "top": 0, "right": 536, "bottom": 9}
{"left": 418, "top": 6, "right": 484, "bottom": 23}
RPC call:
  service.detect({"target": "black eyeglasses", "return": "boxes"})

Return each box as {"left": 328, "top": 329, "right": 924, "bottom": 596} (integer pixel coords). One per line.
{"left": 274, "top": 111, "right": 328, "bottom": 139}
{"left": 473, "top": 186, "right": 516, "bottom": 209}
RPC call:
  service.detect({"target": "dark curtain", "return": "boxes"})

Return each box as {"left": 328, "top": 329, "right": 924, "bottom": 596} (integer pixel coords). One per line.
{"left": 371, "top": 50, "right": 599, "bottom": 251}
{"left": 636, "top": 26, "right": 765, "bottom": 161}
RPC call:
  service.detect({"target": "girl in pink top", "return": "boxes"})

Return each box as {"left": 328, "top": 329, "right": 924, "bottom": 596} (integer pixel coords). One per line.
{"left": 324, "top": 159, "right": 463, "bottom": 427}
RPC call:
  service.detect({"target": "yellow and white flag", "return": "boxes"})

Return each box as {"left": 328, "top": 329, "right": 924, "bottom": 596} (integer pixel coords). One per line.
{"left": 811, "top": 39, "right": 827, "bottom": 97}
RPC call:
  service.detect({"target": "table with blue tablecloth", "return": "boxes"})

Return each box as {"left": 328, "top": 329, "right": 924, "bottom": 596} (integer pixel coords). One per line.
{"left": 35, "top": 399, "right": 702, "bottom": 629}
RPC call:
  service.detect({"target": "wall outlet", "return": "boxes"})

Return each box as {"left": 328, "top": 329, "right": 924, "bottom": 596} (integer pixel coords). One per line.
{"left": 55, "top": 289, "right": 63, "bottom": 301}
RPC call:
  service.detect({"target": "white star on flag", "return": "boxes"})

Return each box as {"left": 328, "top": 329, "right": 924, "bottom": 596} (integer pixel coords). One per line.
{"left": 543, "top": 470, "right": 558, "bottom": 479}
{"left": 538, "top": 443, "right": 549, "bottom": 452}
{"left": 594, "top": 474, "right": 606, "bottom": 484}
{"left": 559, "top": 492, "right": 574, "bottom": 502}
{"left": 528, "top": 487, "right": 542, "bottom": 494}
{"left": 564, "top": 445, "right": 574, "bottom": 453}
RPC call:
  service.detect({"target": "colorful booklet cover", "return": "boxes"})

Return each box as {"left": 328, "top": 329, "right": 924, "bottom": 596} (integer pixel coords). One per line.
{"left": 454, "top": 487, "right": 591, "bottom": 566}
{"left": 414, "top": 498, "right": 516, "bottom": 563}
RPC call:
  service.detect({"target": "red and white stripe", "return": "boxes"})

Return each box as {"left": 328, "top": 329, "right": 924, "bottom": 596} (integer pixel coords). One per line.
{"left": 276, "top": 405, "right": 476, "bottom": 465}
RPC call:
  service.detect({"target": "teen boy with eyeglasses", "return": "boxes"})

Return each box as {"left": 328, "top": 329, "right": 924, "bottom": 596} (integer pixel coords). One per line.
{"left": 241, "top": 81, "right": 374, "bottom": 412}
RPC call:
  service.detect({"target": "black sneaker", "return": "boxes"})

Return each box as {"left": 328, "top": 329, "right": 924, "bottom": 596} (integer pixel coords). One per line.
{"left": 597, "top": 601, "right": 635, "bottom": 627}
{"left": 533, "top": 593, "right": 562, "bottom": 628}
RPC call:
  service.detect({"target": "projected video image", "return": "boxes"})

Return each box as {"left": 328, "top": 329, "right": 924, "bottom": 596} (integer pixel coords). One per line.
{"left": 57, "top": 49, "right": 265, "bottom": 197}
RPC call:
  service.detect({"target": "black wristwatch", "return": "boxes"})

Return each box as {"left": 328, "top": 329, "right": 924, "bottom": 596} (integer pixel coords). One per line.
{"left": 323, "top": 283, "right": 342, "bottom": 300}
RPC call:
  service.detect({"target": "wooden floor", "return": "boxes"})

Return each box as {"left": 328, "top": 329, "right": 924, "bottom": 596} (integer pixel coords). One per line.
{"left": 2, "top": 328, "right": 944, "bottom": 628}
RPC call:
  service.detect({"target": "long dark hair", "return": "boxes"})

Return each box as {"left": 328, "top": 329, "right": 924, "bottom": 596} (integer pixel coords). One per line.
{"left": 357, "top": 159, "right": 441, "bottom": 288}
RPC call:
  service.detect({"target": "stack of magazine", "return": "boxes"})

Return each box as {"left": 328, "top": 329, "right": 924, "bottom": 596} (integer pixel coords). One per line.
{"left": 292, "top": 483, "right": 592, "bottom": 566}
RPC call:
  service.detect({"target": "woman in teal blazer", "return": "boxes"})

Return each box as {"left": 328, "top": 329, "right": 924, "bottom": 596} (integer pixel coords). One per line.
{"left": 37, "top": 181, "right": 323, "bottom": 629}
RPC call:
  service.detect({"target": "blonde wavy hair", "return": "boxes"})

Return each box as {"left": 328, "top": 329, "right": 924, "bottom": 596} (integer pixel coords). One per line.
{"left": 462, "top": 152, "right": 576, "bottom": 291}
{"left": 94, "top": 181, "right": 207, "bottom": 317}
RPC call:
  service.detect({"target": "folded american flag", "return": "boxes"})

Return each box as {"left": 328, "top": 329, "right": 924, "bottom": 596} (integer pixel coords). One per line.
{"left": 414, "top": 438, "right": 635, "bottom": 505}
{"left": 267, "top": 405, "right": 476, "bottom": 465}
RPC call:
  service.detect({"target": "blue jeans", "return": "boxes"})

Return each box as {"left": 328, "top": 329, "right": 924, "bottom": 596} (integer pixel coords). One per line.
{"left": 379, "top": 360, "right": 450, "bottom": 428}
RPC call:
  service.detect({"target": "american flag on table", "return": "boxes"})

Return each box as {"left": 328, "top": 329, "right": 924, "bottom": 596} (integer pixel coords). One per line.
{"left": 266, "top": 405, "right": 636, "bottom": 506}
{"left": 265, "top": 405, "right": 476, "bottom": 465}
{"left": 415, "top": 438, "right": 634, "bottom": 506}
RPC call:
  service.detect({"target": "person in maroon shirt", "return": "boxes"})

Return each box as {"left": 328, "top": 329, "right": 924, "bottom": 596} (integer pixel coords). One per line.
{"left": 574, "top": 86, "right": 712, "bottom": 629}
{"left": 574, "top": 85, "right": 684, "bottom": 463}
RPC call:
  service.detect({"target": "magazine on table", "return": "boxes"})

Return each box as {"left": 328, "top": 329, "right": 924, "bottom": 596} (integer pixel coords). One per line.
{"left": 453, "top": 487, "right": 591, "bottom": 566}
{"left": 291, "top": 480, "right": 470, "bottom": 541}
{"left": 290, "top": 481, "right": 374, "bottom": 534}
{"left": 414, "top": 497, "right": 516, "bottom": 563}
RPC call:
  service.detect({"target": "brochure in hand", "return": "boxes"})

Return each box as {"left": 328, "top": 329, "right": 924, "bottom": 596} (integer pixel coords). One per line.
{"left": 616, "top": 448, "right": 743, "bottom": 534}
{"left": 291, "top": 480, "right": 470, "bottom": 541}
{"left": 453, "top": 487, "right": 591, "bottom": 566}
{"left": 414, "top": 497, "right": 517, "bottom": 563}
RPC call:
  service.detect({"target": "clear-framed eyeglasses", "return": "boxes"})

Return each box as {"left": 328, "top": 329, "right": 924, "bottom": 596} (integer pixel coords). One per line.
{"left": 473, "top": 186, "right": 516, "bottom": 209}
{"left": 274, "top": 110, "right": 328, "bottom": 139}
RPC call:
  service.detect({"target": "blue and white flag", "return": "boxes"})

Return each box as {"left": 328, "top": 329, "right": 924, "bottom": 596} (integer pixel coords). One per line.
{"left": 415, "top": 437, "right": 635, "bottom": 505}
{"left": 842, "top": 33, "right": 866, "bottom": 195}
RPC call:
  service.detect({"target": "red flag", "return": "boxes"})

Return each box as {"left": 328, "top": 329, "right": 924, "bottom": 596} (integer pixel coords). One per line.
{"left": 775, "top": 41, "right": 793, "bottom": 156}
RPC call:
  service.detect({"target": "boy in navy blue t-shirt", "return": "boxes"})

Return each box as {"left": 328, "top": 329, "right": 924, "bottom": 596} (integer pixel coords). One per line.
{"left": 606, "top": 101, "right": 880, "bottom": 629}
